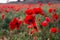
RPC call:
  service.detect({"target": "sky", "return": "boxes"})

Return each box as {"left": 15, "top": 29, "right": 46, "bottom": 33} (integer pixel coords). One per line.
{"left": 0, "top": 0, "right": 17, "bottom": 3}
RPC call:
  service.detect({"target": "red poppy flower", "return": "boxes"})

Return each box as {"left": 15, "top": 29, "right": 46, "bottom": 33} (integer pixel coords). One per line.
{"left": 25, "top": 9, "right": 35, "bottom": 15}
{"left": 39, "top": 11, "right": 44, "bottom": 16}
{"left": 50, "top": 27, "right": 57, "bottom": 33}
{"left": 9, "top": 21, "right": 16, "bottom": 30}
{"left": 1, "top": 5, "right": 6, "bottom": 10}
{"left": 9, "top": 18, "right": 22, "bottom": 30}
{"left": 41, "top": 21, "right": 48, "bottom": 27}
{"left": 45, "top": 17, "right": 51, "bottom": 22}
{"left": 33, "top": 8, "right": 40, "bottom": 14}
{"left": 8, "top": 5, "right": 14, "bottom": 9}
{"left": 48, "top": 8, "right": 53, "bottom": 13}
{"left": 2, "top": 14, "right": 5, "bottom": 20}
{"left": 52, "top": 13, "right": 58, "bottom": 20}
{"left": 5, "top": 9, "right": 10, "bottom": 13}
{"left": 24, "top": 15, "right": 35, "bottom": 25}
{"left": 33, "top": 8, "right": 44, "bottom": 15}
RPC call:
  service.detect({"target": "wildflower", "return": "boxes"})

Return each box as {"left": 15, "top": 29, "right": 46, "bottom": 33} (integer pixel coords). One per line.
{"left": 41, "top": 21, "right": 48, "bottom": 27}
{"left": 2, "top": 14, "right": 5, "bottom": 20}
{"left": 50, "top": 27, "right": 57, "bottom": 33}
{"left": 5, "top": 9, "right": 10, "bottom": 13}
{"left": 48, "top": 8, "right": 53, "bottom": 13}
{"left": 9, "top": 18, "right": 22, "bottom": 30}
{"left": 52, "top": 13, "right": 58, "bottom": 20}
{"left": 33, "top": 8, "right": 44, "bottom": 15}
{"left": 24, "top": 15, "right": 35, "bottom": 24}
{"left": 53, "top": 8, "right": 56, "bottom": 12}
{"left": 45, "top": 17, "right": 51, "bottom": 22}
{"left": 25, "top": 9, "right": 35, "bottom": 15}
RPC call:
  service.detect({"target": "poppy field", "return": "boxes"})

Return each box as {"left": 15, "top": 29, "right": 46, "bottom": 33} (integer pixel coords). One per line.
{"left": 0, "top": 3, "right": 60, "bottom": 40}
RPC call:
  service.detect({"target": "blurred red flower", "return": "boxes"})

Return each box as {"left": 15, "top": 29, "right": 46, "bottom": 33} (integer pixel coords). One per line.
{"left": 24, "top": 15, "right": 35, "bottom": 25}
{"left": 8, "top": 5, "right": 14, "bottom": 9}
{"left": 1, "top": 5, "right": 6, "bottom": 10}
{"left": 25, "top": 9, "right": 35, "bottom": 15}
{"left": 53, "top": 8, "right": 56, "bottom": 12}
{"left": 50, "top": 27, "right": 57, "bottom": 33}
{"left": 41, "top": 21, "right": 48, "bottom": 27}
{"left": 33, "top": 8, "right": 44, "bottom": 15}
{"left": 48, "top": 8, "right": 53, "bottom": 13}
{"left": 9, "top": 18, "right": 22, "bottom": 30}
{"left": 2, "top": 14, "right": 5, "bottom": 20}
{"left": 52, "top": 13, "right": 58, "bottom": 21}
{"left": 45, "top": 17, "right": 51, "bottom": 22}
{"left": 5, "top": 9, "right": 10, "bottom": 13}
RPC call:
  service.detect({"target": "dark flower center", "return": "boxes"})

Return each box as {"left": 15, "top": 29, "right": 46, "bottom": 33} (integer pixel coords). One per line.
{"left": 34, "top": 26, "right": 37, "bottom": 29}
{"left": 16, "top": 22, "right": 19, "bottom": 27}
{"left": 35, "top": 12, "right": 39, "bottom": 14}
{"left": 28, "top": 19, "right": 33, "bottom": 22}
